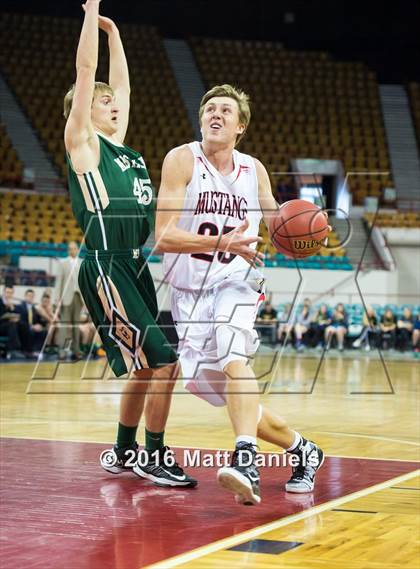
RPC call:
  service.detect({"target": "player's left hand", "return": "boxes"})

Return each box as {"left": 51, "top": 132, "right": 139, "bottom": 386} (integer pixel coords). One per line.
{"left": 322, "top": 210, "right": 332, "bottom": 233}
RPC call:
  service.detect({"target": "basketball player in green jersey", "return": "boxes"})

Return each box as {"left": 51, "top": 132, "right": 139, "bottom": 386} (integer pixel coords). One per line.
{"left": 63, "top": 0, "right": 196, "bottom": 487}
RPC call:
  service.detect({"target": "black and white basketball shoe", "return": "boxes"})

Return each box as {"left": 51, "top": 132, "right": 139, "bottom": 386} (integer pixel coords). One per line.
{"left": 100, "top": 443, "right": 139, "bottom": 474}
{"left": 285, "top": 439, "right": 324, "bottom": 493}
{"left": 217, "top": 442, "right": 261, "bottom": 505}
{"left": 133, "top": 446, "right": 198, "bottom": 488}
{"left": 100, "top": 444, "right": 197, "bottom": 487}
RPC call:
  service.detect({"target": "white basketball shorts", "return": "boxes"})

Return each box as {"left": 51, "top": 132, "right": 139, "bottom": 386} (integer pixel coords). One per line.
{"left": 171, "top": 274, "right": 265, "bottom": 406}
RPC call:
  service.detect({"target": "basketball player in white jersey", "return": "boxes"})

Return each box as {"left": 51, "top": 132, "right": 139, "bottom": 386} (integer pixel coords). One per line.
{"left": 156, "top": 85, "right": 324, "bottom": 505}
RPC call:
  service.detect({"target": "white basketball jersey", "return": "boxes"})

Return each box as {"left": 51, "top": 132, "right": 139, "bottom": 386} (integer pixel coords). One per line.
{"left": 163, "top": 141, "right": 262, "bottom": 290}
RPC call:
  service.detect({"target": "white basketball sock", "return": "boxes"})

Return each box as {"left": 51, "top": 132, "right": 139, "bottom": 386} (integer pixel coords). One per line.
{"left": 235, "top": 435, "right": 257, "bottom": 447}
{"left": 286, "top": 431, "right": 303, "bottom": 452}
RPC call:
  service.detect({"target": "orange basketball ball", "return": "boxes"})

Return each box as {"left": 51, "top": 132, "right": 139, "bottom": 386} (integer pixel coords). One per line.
{"left": 269, "top": 199, "right": 329, "bottom": 259}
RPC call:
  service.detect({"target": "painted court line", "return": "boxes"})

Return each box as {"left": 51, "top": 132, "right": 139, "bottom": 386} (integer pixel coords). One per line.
{"left": 144, "top": 469, "right": 420, "bottom": 569}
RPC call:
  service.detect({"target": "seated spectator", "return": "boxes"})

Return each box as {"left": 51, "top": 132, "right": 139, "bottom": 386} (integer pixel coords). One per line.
{"left": 352, "top": 306, "right": 380, "bottom": 351}
{"left": 0, "top": 284, "right": 21, "bottom": 358}
{"left": 256, "top": 301, "right": 278, "bottom": 344}
{"left": 16, "top": 289, "right": 48, "bottom": 357}
{"left": 380, "top": 308, "right": 397, "bottom": 349}
{"left": 35, "top": 291, "right": 57, "bottom": 349}
{"left": 412, "top": 314, "right": 420, "bottom": 352}
{"left": 396, "top": 308, "right": 413, "bottom": 351}
{"left": 79, "top": 305, "right": 105, "bottom": 357}
{"left": 277, "top": 303, "right": 294, "bottom": 344}
{"left": 312, "top": 304, "right": 331, "bottom": 348}
{"left": 325, "top": 303, "right": 348, "bottom": 351}
{"left": 293, "top": 298, "right": 313, "bottom": 351}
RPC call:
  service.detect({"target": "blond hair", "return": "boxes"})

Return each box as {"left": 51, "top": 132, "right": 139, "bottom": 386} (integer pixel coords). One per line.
{"left": 63, "top": 82, "right": 114, "bottom": 119}
{"left": 199, "top": 84, "right": 251, "bottom": 145}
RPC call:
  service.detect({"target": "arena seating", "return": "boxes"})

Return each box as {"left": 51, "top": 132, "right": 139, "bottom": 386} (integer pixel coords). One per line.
{"left": 264, "top": 254, "right": 352, "bottom": 271}
{"left": 0, "top": 12, "right": 193, "bottom": 188}
{"left": 0, "top": 186, "right": 351, "bottom": 268}
{"left": 0, "top": 240, "right": 68, "bottom": 258}
{"left": 363, "top": 211, "right": 420, "bottom": 228}
{"left": 190, "top": 37, "right": 393, "bottom": 205}
{"left": 0, "top": 14, "right": 396, "bottom": 266}
{"left": 0, "top": 265, "right": 54, "bottom": 287}
{"left": 0, "top": 191, "right": 82, "bottom": 244}
{"left": 0, "top": 123, "right": 24, "bottom": 188}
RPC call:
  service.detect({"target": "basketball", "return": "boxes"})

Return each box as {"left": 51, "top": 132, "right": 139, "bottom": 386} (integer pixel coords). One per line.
{"left": 269, "top": 199, "right": 329, "bottom": 259}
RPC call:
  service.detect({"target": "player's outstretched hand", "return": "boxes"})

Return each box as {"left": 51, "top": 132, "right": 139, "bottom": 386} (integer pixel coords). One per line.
{"left": 82, "top": 2, "right": 117, "bottom": 35}
{"left": 220, "top": 219, "right": 265, "bottom": 269}
{"left": 81, "top": 0, "right": 102, "bottom": 9}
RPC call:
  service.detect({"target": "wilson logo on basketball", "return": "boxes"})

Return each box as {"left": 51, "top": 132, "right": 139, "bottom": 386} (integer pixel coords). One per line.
{"left": 293, "top": 239, "right": 323, "bottom": 250}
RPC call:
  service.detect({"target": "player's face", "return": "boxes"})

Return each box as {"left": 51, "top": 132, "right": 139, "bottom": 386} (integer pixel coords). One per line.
{"left": 201, "top": 97, "right": 245, "bottom": 145}
{"left": 91, "top": 92, "right": 119, "bottom": 135}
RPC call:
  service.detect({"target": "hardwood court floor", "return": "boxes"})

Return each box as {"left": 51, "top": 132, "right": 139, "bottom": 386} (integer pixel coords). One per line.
{"left": 0, "top": 353, "right": 419, "bottom": 569}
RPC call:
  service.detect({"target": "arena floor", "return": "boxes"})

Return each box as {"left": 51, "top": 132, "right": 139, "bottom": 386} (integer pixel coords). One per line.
{"left": 1, "top": 352, "right": 419, "bottom": 569}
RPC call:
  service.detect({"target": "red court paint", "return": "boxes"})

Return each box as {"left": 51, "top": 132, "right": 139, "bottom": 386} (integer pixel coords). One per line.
{"left": 0, "top": 438, "right": 417, "bottom": 569}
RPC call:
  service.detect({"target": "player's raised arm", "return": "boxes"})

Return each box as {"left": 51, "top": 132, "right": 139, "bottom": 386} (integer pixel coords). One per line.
{"left": 64, "top": 0, "right": 100, "bottom": 152}
{"left": 155, "top": 147, "right": 264, "bottom": 267}
{"left": 97, "top": 13, "right": 130, "bottom": 143}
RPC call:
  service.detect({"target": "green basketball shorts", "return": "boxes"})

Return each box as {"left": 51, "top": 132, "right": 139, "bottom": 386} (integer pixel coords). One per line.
{"left": 78, "top": 248, "right": 177, "bottom": 376}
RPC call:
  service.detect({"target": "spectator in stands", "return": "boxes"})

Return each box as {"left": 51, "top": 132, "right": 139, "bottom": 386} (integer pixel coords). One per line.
{"left": 293, "top": 298, "right": 313, "bottom": 351}
{"left": 35, "top": 291, "right": 57, "bottom": 348}
{"left": 277, "top": 303, "right": 294, "bottom": 344}
{"left": 36, "top": 291, "right": 55, "bottom": 326}
{"left": 396, "top": 308, "right": 414, "bottom": 351}
{"left": 79, "top": 305, "right": 104, "bottom": 357}
{"left": 352, "top": 306, "right": 380, "bottom": 351}
{"left": 55, "top": 241, "right": 83, "bottom": 360}
{"left": 312, "top": 304, "right": 331, "bottom": 349}
{"left": 412, "top": 314, "right": 420, "bottom": 352}
{"left": 17, "top": 289, "right": 48, "bottom": 357}
{"left": 256, "top": 300, "right": 278, "bottom": 344}
{"left": 379, "top": 308, "right": 397, "bottom": 350}
{"left": 0, "top": 284, "right": 21, "bottom": 358}
{"left": 325, "top": 303, "right": 348, "bottom": 351}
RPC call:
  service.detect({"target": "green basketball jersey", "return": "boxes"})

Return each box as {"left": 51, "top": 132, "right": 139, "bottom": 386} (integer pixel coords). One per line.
{"left": 66, "top": 134, "right": 155, "bottom": 250}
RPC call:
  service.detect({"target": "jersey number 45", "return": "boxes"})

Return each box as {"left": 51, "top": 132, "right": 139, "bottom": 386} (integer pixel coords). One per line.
{"left": 133, "top": 177, "right": 153, "bottom": 206}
